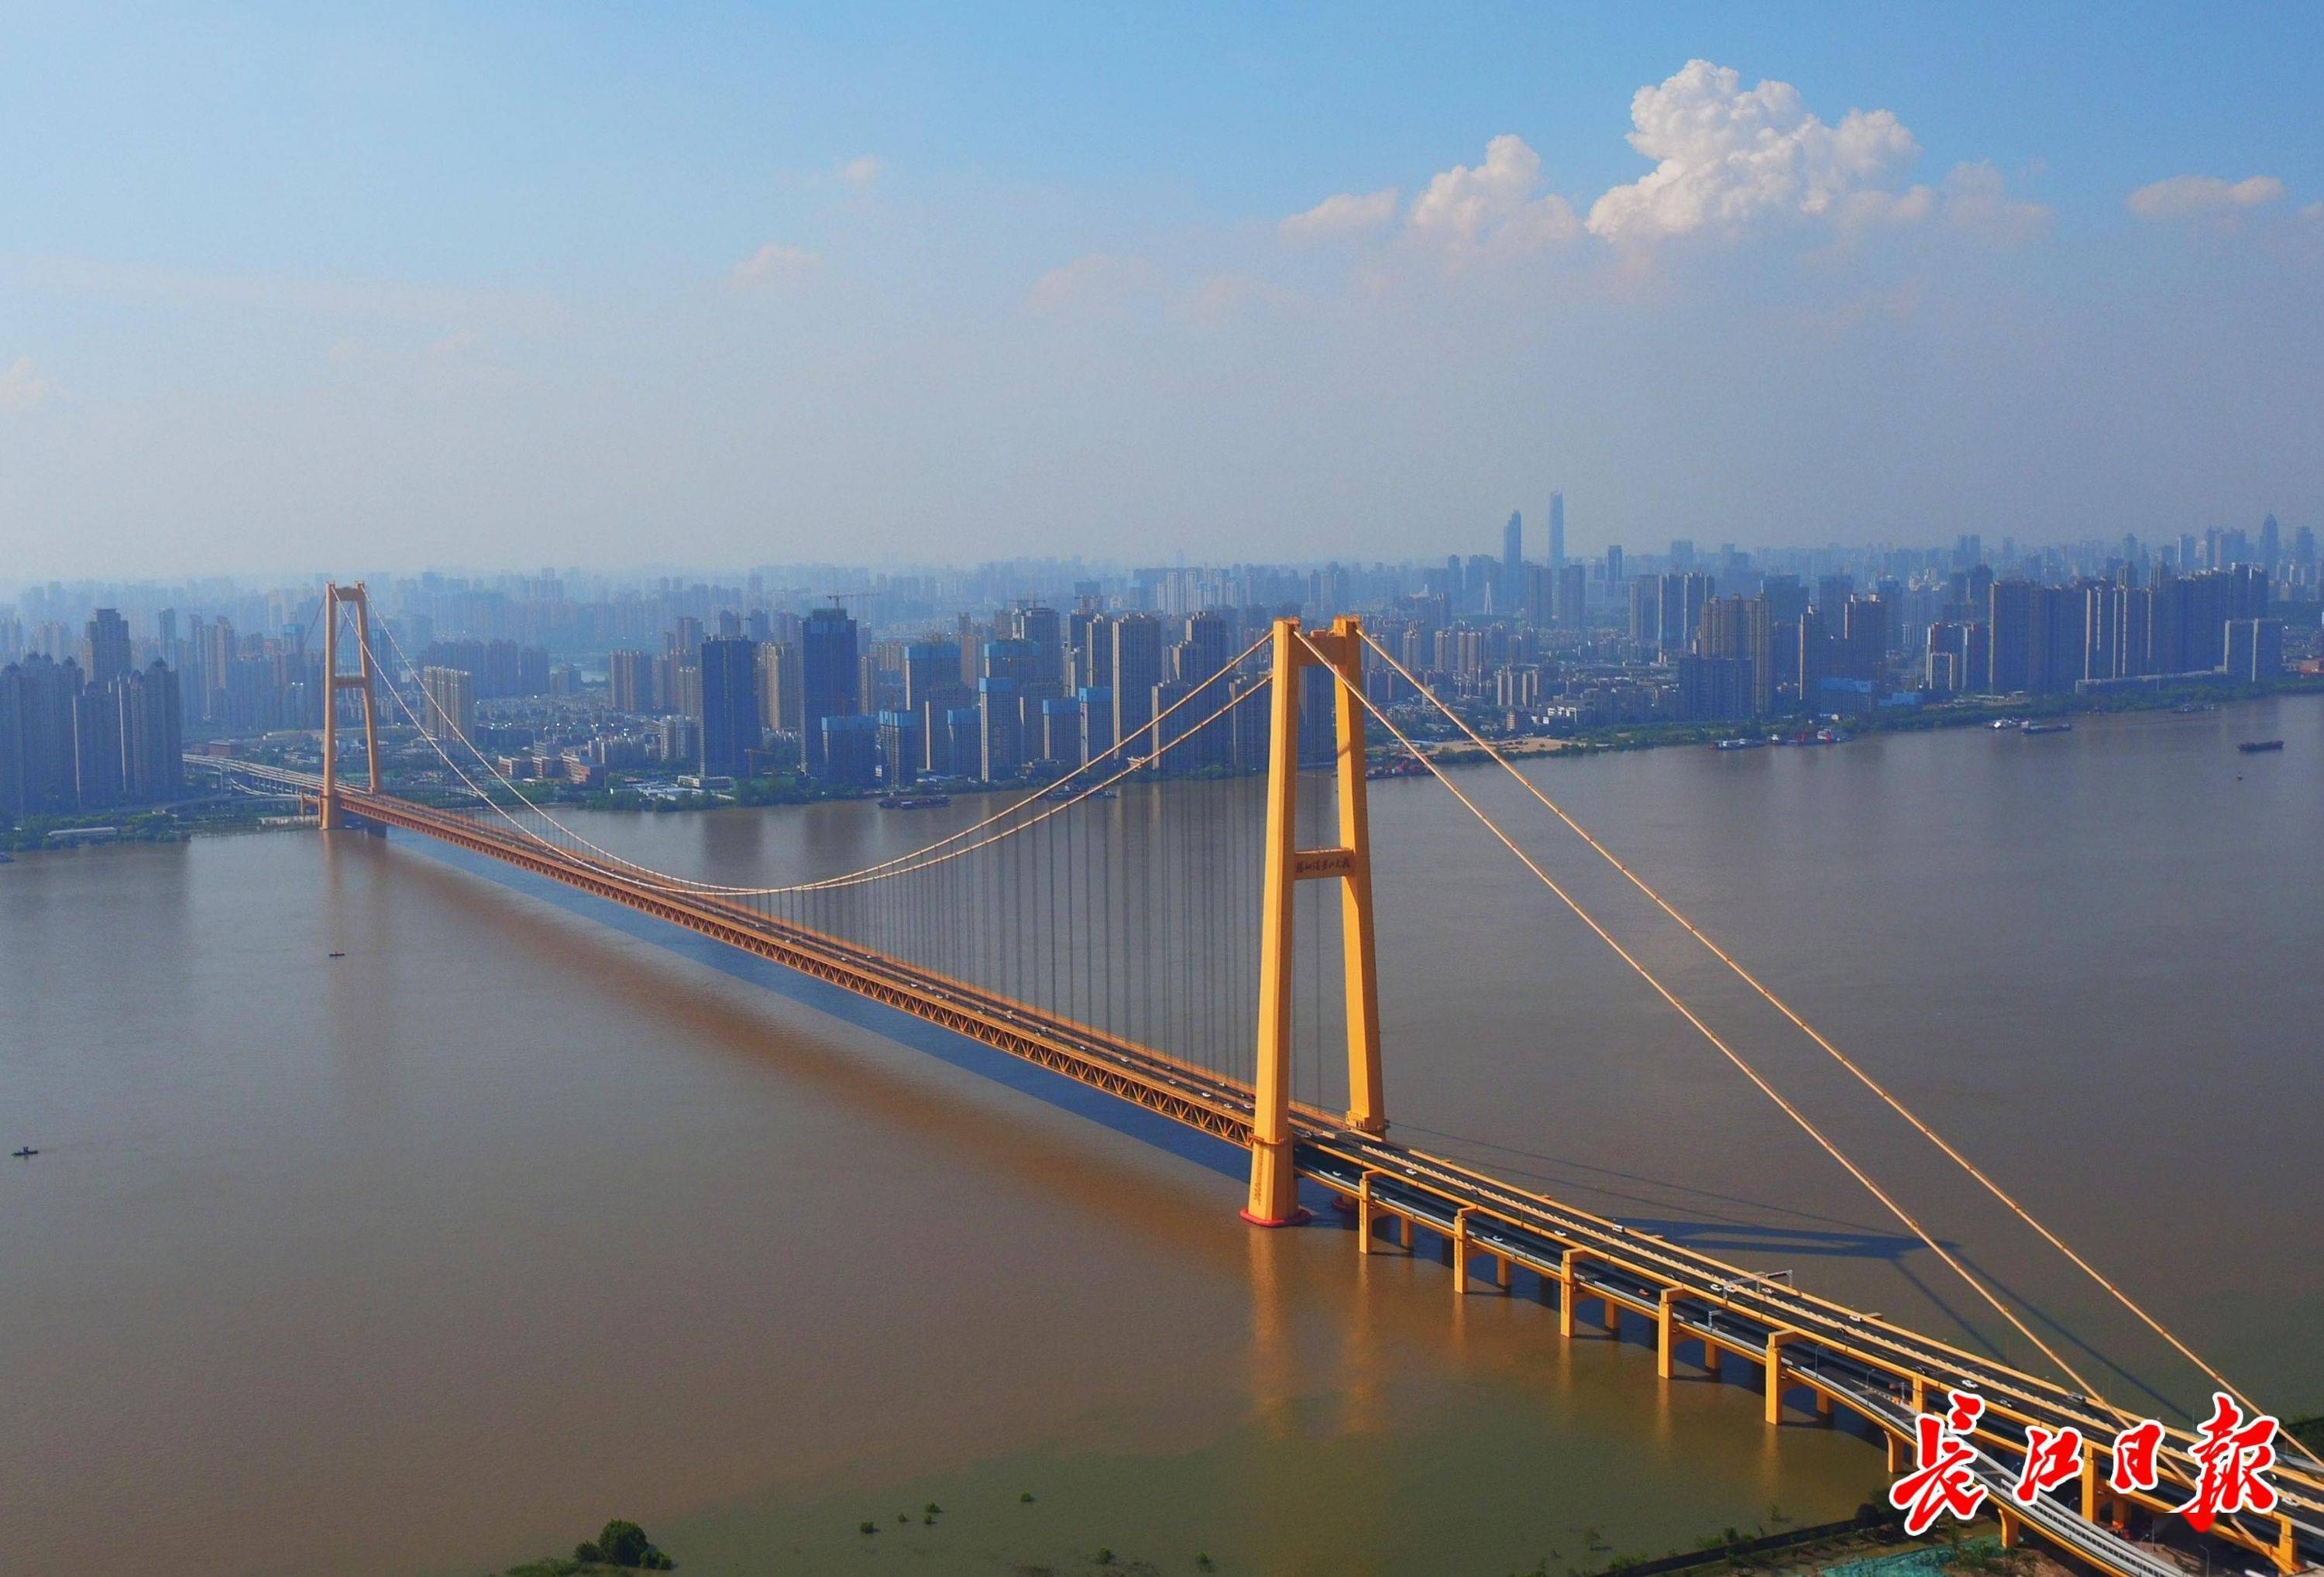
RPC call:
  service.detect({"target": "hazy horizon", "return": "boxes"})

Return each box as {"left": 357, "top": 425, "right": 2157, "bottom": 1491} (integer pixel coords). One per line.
{"left": 5, "top": 5, "right": 2320, "bottom": 580}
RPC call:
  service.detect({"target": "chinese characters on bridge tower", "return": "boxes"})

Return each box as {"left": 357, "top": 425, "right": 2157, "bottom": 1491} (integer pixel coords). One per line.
{"left": 1889, "top": 1390, "right": 2279, "bottom": 1540}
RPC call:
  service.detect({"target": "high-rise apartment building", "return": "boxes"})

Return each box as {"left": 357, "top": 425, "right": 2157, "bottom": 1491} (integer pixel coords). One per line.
{"left": 1656, "top": 572, "right": 1713, "bottom": 655}
{"left": 757, "top": 641, "right": 803, "bottom": 735}
{"left": 1989, "top": 579, "right": 2034, "bottom": 693}
{"left": 115, "top": 661, "right": 184, "bottom": 802}
{"left": 697, "top": 636, "right": 760, "bottom": 777}
{"left": 1696, "top": 593, "right": 1773, "bottom": 713}
{"left": 83, "top": 609, "right": 132, "bottom": 688}
{"left": 800, "top": 606, "right": 861, "bottom": 778}
{"left": 978, "top": 676, "right": 1022, "bottom": 781}
{"left": 71, "top": 685, "right": 124, "bottom": 808}
{"left": 818, "top": 713, "right": 880, "bottom": 789}
{"left": 607, "top": 649, "right": 651, "bottom": 713}
{"left": 1110, "top": 613, "right": 1163, "bottom": 761}
{"left": 420, "top": 666, "right": 476, "bottom": 742}
{"left": 1553, "top": 563, "right": 1587, "bottom": 630}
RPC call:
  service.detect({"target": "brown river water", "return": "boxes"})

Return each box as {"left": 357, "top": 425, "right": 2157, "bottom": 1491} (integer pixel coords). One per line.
{"left": 5, "top": 696, "right": 2318, "bottom": 1575}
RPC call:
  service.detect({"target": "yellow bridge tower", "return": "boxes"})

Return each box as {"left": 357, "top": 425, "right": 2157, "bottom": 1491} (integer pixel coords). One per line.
{"left": 318, "top": 581, "right": 383, "bottom": 831}
{"left": 1244, "top": 615, "right": 1387, "bottom": 1227}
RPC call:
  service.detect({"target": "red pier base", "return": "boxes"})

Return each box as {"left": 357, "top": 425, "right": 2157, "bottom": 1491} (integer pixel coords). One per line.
{"left": 1239, "top": 1207, "right": 1314, "bottom": 1228}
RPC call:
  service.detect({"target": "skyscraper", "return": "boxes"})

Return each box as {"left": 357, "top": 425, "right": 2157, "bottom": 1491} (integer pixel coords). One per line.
{"left": 1628, "top": 576, "right": 1661, "bottom": 649}
{"left": 1657, "top": 572, "right": 1713, "bottom": 655}
{"left": 1696, "top": 594, "right": 1773, "bottom": 714}
{"left": 0, "top": 657, "right": 89, "bottom": 816}
{"left": 1548, "top": 491, "right": 1566, "bottom": 570}
{"left": 420, "top": 666, "right": 475, "bottom": 742}
{"left": 697, "top": 636, "right": 760, "bottom": 777}
{"left": 607, "top": 649, "right": 651, "bottom": 713}
{"left": 71, "top": 685, "right": 124, "bottom": 809}
{"left": 1989, "top": 579, "right": 2034, "bottom": 693}
{"left": 1110, "top": 613, "right": 1163, "bottom": 761}
{"left": 1012, "top": 606, "right": 1065, "bottom": 689}
{"left": 83, "top": 609, "right": 131, "bottom": 689}
{"left": 758, "top": 641, "right": 803, "bottom": 734}
{"left": 800, "top": 606, "right": 861, "bottom": 778}
{"left": 1553, "top": 563, "right": 1587, "bottom": 630}
{"left": 116, "top": 661, "right": 184, "bottom": 802}
{"left": 1501, "top": 510, "right": 1524, "bottom": 577}
{"left": 978, "top": 676, "right": 1022, "bottom": 780}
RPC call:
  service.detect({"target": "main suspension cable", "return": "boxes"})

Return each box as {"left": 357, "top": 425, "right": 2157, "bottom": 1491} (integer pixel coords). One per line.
{"left": 1304, "top": 630, "right": 2110, "bottom": 1403}
{"left": 362, "top": 611, "right": 1268, "bottom": 898}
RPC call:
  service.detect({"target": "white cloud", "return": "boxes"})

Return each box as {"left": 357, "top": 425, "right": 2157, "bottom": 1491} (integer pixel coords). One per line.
{"left": 1586, "top": 60, "right": 1921, "bottom": 246}
{"left": 0, "top": 356, "right": 50, "bottom": 414}
{"left": 1940, "top": 161, "right": 2052, "bottom": 247}
{"left": 1279, "top": 186, "right": 1399, "bottom": 244}
{"left": 1404, "top": 135, "right": 1580, "bottom": 258}
{"left": 731, "top": 242, "right": 823, "bottom": 286}
{"left": 2126, "top": 174, "right": 2284, "bottom": 221}
{"left": 836, "top": 153, "right": 884, "bottom": 189}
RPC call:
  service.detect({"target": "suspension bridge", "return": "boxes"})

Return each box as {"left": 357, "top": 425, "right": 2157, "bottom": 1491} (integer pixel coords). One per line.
{"left": 194, "top": 582, "right": 2320, "bottom": 1577}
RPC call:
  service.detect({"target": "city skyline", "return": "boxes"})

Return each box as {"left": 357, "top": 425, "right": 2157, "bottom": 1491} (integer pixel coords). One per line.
{"left": 5, "top": 6, "right": 2322, "bottom": 577}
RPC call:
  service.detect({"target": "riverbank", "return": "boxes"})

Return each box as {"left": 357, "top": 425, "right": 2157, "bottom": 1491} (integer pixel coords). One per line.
{"left": 1425, "top": 674, "right": 2324, "bottom": 770}
{"left": 473, "top": 1499, "right": 2071, "bottom": 1577}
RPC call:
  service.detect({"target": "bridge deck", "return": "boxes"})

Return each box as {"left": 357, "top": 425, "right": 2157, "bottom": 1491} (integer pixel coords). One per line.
{"left": 198, "top": 761, "right": 2322, "bottom": 1577}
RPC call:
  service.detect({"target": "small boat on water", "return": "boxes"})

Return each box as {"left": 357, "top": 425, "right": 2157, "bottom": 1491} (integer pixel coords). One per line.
{"left": 2237, "top": 740, "right": 2284, "bottom": 754}
{"left": 2022, "top": 720, "right": 2072, "bottom": 735}
{"left": 1713, "top": 737, "right": 1765, "bottom": 751}
{"left": 878, "top": 793, "right": 952, "bottom": 810}
{"left": 1990, "top": 718, "right": 2023, "bottom": 730}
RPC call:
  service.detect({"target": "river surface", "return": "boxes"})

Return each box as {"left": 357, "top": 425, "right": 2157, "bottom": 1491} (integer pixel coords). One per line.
{"left": 5, "top": 696, "right": 2319, "bottom": 1576}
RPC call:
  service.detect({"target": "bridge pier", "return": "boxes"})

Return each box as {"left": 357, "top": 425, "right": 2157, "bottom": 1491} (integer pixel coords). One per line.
{"left": 1763, "top": 1331, "right": 1799, "bottom": 1424}
{"left": 1559, "top": 1249, "right": 1590, "bottom": 1338}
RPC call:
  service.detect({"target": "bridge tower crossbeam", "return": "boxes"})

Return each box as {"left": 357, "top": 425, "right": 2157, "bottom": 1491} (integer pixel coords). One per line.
{"left": 1244, "top": 614, "right": 1387, "bottom": 1227}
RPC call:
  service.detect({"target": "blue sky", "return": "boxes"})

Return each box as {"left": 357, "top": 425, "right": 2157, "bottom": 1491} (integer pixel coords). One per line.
{"left": 3, "top": 3, "right": 2320, "bottom": 575}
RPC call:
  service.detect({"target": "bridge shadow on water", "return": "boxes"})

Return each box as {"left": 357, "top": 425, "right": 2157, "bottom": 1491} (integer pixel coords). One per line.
{"left": 392, "top": 831, "right": 1251, "bottom": 1184}
{"left": 1391, "top": 1129, "right": 2191, "bottom": 1419}
{"left": 388, "top": 833, "right": 2190, "bottom": 1424}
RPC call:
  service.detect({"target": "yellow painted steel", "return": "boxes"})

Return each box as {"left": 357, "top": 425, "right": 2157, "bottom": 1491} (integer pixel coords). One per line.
{"left": 1245, "top": 616, "right": 1388, "bottom": 1222}
{"left": 319, "top": 582, "right": 383, "bottom": 830}
{"left": 1243, "top": 620, "right": 1305, "bottom": 1227}
{"left": 1559, "top": 1248, "right": 1591, "bottom": 1338}
{"left": 1765, "top": 1331, "right": 1800, "bottom": 1424}
{"left": 1324, "top": 615, "right": 1387, "bottom": 1135}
